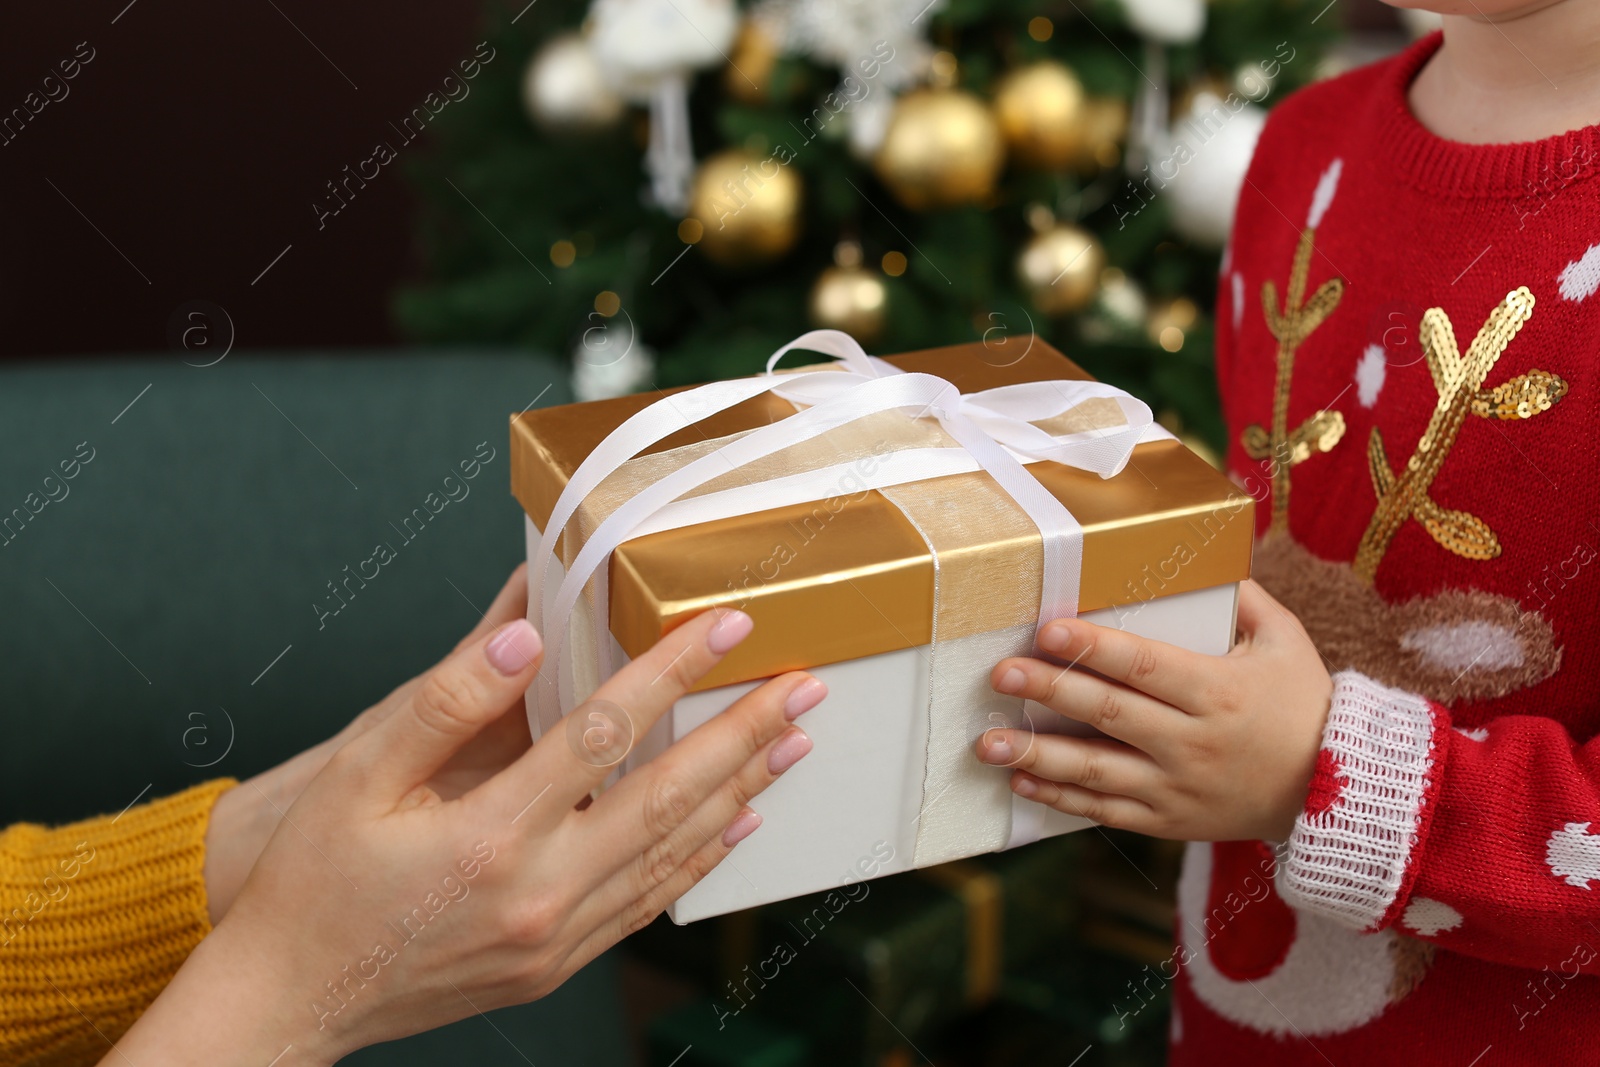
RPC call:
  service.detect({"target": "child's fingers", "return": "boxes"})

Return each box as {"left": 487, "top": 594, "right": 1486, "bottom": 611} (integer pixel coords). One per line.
{"left": 977, "top": 731, "right": 1162, "bottom": 801}
{"left": 1009, "top": 771, "right": 1158, "bottom": 834}
{"left": 1233, "top": 579, "right": 1305, "bottom": 645}
{"left": 1034, "top": 616, "right": 1211, "bottom": 708}
{"left": 992, "top": 656, "right": 1185, "bottom": 755}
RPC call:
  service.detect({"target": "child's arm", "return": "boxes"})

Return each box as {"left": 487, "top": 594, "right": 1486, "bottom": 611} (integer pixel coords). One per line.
{"left": 975, "top": 580, "right": 1600, "bottom": 973}
{"left": 1275, "top": 673, "right": 1600, "bottom": 971}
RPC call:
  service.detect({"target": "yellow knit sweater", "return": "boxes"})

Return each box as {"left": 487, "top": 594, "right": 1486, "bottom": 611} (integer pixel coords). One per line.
{"left": 0, "top": 780, "right": 236, "bottom": 1066}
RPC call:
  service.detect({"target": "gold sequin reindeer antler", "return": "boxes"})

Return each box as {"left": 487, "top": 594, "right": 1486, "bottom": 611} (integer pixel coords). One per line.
{"left": 1353, "top": 286, "right": 1568, "bottom": 584}
{"left": 1241, "top": 225, "right": 1348, "bottom": 532}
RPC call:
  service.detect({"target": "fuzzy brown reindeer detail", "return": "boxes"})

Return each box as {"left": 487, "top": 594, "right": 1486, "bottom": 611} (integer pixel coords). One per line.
{"left": 1354, "top": 287, "right": 1568, "bottom": 584}
{"left": 1255, "top": 533, "right": 1562, "bottom": 706}
{"left": 1241, "top": 227, "right": 1348, "bottom": 533}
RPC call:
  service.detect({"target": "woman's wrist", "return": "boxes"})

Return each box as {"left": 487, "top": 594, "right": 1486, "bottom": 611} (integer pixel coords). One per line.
{"left": 203, "top": 737, "right": 340, "bottom": 924}
{"left": 107, "top": 915, "right": 350, "bottom": 1067}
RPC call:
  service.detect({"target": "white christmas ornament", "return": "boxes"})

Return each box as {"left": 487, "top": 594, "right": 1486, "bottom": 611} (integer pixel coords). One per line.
{"left": 588, "top": 0, "right": 739, "bottom": 213}
{"left": 1160, "top": 92, "right": 1267, "bottom": 248}
{"left": 523, "top": 35, "right": 624, "bottom": 129}
{"left": 1119, "top": 0, "right": 1205, "bottom": 45}
{"left": 754, "top": 0, "right": 939, "bottom": 156}
{"left": 571, "top": 313, "right": 657, "bottom": 401}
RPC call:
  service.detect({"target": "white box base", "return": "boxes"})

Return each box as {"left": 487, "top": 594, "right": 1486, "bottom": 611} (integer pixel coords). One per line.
{"left": 525, "top": 516, "right": 1238, "bottom": 923}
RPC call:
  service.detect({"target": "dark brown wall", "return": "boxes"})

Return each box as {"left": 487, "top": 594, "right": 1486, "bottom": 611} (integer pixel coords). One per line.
{"left": 0, "top": 0, "right": 487, "bottom": 358}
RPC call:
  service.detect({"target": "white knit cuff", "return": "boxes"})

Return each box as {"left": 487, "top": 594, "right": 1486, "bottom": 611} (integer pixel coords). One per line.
{"left": 1278, "top": 670, "right": 1442, "bottom": 932}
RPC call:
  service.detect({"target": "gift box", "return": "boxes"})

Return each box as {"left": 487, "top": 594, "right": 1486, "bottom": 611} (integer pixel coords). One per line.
{"left": 511, "top": 331, "right": 1252, "bottom": 923}
{"left": 718, "top": 837, "right": 1082, "bottom": 1066}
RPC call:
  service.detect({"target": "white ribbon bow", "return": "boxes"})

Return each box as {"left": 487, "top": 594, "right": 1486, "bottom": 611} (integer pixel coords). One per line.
{"left": 528, "top": 330, "right": 1168, "bottom": 734}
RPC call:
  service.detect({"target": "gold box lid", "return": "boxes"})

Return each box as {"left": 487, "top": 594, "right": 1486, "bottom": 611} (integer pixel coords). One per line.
{"left": 511, "top": 336, "right": 1253, "bottom": 690}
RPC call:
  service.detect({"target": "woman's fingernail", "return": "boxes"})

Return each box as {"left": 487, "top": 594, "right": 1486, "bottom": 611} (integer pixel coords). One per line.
{"left": 486, "top": 620, "right": 543, "bottom": 676}
{"left": 767, "top": 728, "right": 812, "bottom": 774}
{"left": 722, "top": 808, "right": 763, "bottom": 848}
{"left": 997, "top": 666, "right": 1027, "bottom": 694}
{"left": 708, "top": 610, "right": 755, "bottom": 654}
{"left": 784, "top": 677, "right": 828, "bottom": 720}
{"left": 980, "top": 734, "right": 1014, "bottom": 764}
{"left": 1014, "top": 776, "right": 1039, "bottom": 798}
{"left": 1038, "top": 624, "right": 1071, "bottom": 655}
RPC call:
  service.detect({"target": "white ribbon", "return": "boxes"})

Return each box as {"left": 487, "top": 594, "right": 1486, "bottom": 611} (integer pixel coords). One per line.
{"left": 528, "top": 330, "right": 1168, "bottom": 742}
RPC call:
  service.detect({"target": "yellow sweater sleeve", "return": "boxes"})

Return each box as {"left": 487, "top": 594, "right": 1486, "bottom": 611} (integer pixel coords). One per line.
{"left": 0, "top": 779, "right": 237, "bottom": 1067}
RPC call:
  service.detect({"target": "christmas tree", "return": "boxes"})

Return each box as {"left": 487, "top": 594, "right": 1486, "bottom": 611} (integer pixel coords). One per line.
{"left": 395, "top": 0, "right": 1339, "bottom": 455}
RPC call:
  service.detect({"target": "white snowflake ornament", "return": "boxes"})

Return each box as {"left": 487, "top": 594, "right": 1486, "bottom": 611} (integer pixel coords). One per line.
{"left": 588, "top": 0, "right": 739, "bottom": 212}
{"left": 571, "top": 314, "right": 657, "bottom": 401}
{"left": 589, "top": 0, "right": 738, "bottom": 97}
{"left": 1119, "top": 0, "right": 1205, "bottom": 44}
{"left": 755, "top": 0, "right": 938, "bottom": 155}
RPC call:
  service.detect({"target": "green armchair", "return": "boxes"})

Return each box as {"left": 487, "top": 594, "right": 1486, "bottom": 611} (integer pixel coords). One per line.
{"left": 0, "top": 349, "right": 630, "bottom": 1066}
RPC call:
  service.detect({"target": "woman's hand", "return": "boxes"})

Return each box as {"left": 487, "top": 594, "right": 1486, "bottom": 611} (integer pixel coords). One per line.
{"left": 973, "top": 580, "right": 1332, "bottom": 843}
{"left": 202, "top": 567, "right": 543, "bottom": 922}
{"left": 116, "top": 581, "right": 824, "bottom": 1067}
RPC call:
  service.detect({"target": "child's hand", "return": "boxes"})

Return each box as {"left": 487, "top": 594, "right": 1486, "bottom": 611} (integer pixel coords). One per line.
{"left": 975, "top": 580, "right": 1332, "bottom": 842}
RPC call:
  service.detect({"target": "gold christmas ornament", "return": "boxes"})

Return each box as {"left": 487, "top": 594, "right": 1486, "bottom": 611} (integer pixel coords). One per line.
{"left": 873, "top": 89, "right": 1005, "bottom": 210}
{"left": 1018, "top": 224, "right": 1106, "bottom": 316}
{"left": 993, "top": 61, "right": 1087, "bottom": 170}
{"left": 808, "top": 245, "right": 888, "bottom": 343}
{"left": 1075, "top": 96, "right": 1130, "bottom": 172}
{"left": 687, "top": 148, "right": 802, "bottom": 265}
{"left": 725, "top": 19, "right": 782, "bottom": 104}
{"left": 522, "top": 35, "right": 625, "bottom": 130}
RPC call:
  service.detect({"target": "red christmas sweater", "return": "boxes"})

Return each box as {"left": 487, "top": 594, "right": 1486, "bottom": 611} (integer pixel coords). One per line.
{"left": 1172, "top": 32, "right": 1600, "bottom": 1065}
